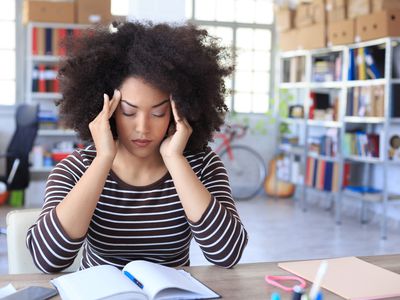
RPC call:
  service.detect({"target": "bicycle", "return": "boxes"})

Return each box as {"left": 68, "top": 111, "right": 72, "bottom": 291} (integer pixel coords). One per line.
{"left": 213, "top": 124, "right": 267, "bottom": 200}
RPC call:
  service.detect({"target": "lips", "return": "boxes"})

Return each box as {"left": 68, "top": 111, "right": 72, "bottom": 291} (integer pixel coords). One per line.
{"left": 132, "top": 139, "right": 152, "bottom": 147}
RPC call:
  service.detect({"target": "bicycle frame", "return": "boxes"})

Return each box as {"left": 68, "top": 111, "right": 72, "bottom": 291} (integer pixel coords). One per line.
{"left": 214, "top": 132, "right": 235, "bottom": 160}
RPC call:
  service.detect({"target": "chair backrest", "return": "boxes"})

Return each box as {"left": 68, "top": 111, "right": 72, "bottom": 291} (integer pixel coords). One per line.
{"left": 6, "top": 104, "right": 39, "bottom": 190}
{"left": 6, "top": 208, "right": 82, "bottom": 274}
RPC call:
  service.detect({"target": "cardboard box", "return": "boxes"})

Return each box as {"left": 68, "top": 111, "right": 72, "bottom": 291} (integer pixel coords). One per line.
{"left": 348, "top": 0, "right": 371, "bottom": 18}
{"left": 327, "top": 7, "right": 347, "bottom": 22}
{"left": 295, "top": 3, "right": 314, "bottom": 27}
{"left": 326, "top": 0, "right": 347, "bottom": 9}
{"left": 312, "top": 0, "right": 327, "bottom": 24}
{"left": 75, "top": 0, "right": 111, "bottom": 24}
{"left": 276, "top": 8, "right": 295, "bottom": 32}
{"left": 23, "top": 0, "right": 75, "bottom": 24}
{"left": 328, "top": 19, "right": 355, "bottom": 46}
{"left": 373, "top": 0, "right": 400, "bottom": 12}
{"left": 299, "top": 23, "right": 326, "bottom": 49}
{"left": 279, "top": 29, "right": 300, "bottom": 51}
{"left": 355, "top": 10, "right": 400, "bottom": 42}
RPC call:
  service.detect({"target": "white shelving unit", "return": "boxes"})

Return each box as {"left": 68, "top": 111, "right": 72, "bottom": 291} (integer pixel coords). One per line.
{"left": 25, "top": 22, "right": 89, "bottom": 174}
{"left": 276, "top": 37, "right": 400, "bottom": 239}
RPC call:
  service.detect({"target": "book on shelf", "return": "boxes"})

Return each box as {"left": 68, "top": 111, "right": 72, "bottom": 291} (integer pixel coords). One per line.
{"left": 51, "top": 260, "right": 220, "bottom": 300}
{"left": 32, "top": 64, "right": 59, "bottom": 93}
{"left": 346, "top": 85, "right": 384, "bottom": 117}
{"left": 306, "top": 158, "right": 350, "bottom": 192}
{"left": 343, "top": 132, "right": 382, "bottom": 158}
{"left": 31, "top": 27, "right": 84, "bottom": 56}
{"left": 348, "top": 46, "right": 384, "bottom": 80}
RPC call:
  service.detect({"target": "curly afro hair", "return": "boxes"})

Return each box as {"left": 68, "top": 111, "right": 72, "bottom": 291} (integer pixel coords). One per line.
{"left": 57, "top": 21, "right": 234, "bottom": 151}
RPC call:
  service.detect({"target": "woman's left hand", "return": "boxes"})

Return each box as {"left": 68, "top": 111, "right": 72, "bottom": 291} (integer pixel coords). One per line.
{"left": 160, "top": 96, "right": 192, "bottom": 159}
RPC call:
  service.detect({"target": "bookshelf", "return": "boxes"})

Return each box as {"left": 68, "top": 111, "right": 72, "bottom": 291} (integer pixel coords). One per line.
{"left": 275, "top": 37, "right": 400, "bottom": 239}
{"left": 25, "top": 22, "right": 89, "bottom": 174}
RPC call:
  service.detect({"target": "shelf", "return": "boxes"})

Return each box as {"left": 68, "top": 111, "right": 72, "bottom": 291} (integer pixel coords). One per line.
{"left": 307, "top": 152, "right": 339, "bottom": 162}
{"left": 309, "top": 81, "right": 344, "bottom": 89}
{"left": 343, "top": 116, "right": 385, "bottom": 123}
{"left": 31, "top": 92, "right": 62, "bottom": 100}
{"left": 38, "top": 129, "right": 76, "bottom": 137}
{"left": 346, "top": 79, "right": 387, "bottom": 87}
{"left": 280, "top": 118, "right": 305, "bottom": 125}
{"left": 279, "top": 144, "right": 304, "bottom": 155}
{"left": 307, "top": 120, "right": 341, "bottom": 127}
{"left": 32, "top": 55, "right": 60, "bottom": 63}
{"left": 279, "top": 50, "right": 309, "bottom": 58}
{"left": 279, "top": 82, "right": 308, "bottom": 89}
{"left": 343, "top": 190, "right": 400, "bottom": 202}
{"left": 344, "top": 155, "right": 383, "bottom": 163}
{"left": 390, "top": 118, "right": 400, "bottom": 124}
{"left": 30, "top": 166, "right": 53, "bottom": 173}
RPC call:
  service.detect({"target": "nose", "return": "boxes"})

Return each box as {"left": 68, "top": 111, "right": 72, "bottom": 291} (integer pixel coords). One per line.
{"left": 135, "top": 113, "right": 150, "bottom": 134}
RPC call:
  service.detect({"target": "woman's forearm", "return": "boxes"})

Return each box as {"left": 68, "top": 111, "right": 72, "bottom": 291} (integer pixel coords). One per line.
{"left": 55, "top": 156, "right": 113, "bottom": 239}
{"left": 164, "top": 155, "right": 211, "bottom": 222}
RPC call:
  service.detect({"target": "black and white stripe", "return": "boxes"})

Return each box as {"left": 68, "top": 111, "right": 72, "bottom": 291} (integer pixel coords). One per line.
{"left": 26, "top": 145, "right": 248, "bottom": 273}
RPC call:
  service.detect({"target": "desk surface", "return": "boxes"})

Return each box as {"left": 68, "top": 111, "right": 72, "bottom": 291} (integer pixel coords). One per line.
{"left": 1, "top": 254, "right": 400, "bottom": 299}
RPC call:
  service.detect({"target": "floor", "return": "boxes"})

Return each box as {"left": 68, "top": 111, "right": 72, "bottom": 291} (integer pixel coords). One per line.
{"left": 1, "top": 195, "right": 400, "bottom": 274}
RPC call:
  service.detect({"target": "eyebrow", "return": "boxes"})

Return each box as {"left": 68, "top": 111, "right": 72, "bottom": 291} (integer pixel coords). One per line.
{"left": 121, "top": 99, "right": 170, "bottom": 108}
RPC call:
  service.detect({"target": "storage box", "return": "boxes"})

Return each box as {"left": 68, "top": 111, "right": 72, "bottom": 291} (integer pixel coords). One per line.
{"left": 373, "top": 0, "right": 400, "bottom": 12}
{"left": 279, "top": 29, "right": 300, "bottom": 51}
{"left": 312, "top": 0, "right": 327, "bottom": 24}
{"left": 295, "top": 3, "right": 314, "bottom": 27}
{"left": 23, "top": 0, "right": 75, "bottom": 24}
{"left": 328, "top": 19, "right": 355, "bottom": 46}
{"left": 347, "top": 0, "right": 371, "bottom": 18}
{"left": 326, "top": 0, "right": 347, "bottom": 22}
{"left": 327, "top": 7, "right": 347, "bottom": 22}
{"left": 276, "top": 7, "right": 295, "bottom": 32}
{"left": 355, "top": 10, "right": 400, "bottom": 42}
{"left": 75, "top": 0, "right": 111, "bottom": 24}
{"left": 299, "top": 23, "right": 326, "bottom": 49}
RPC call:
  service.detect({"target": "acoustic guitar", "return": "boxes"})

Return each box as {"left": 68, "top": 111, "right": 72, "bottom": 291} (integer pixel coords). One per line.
{"left": 264, "top": 155, "right": 295, "bottom": 198}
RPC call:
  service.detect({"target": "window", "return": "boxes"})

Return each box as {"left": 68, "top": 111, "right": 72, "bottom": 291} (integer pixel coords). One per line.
{"left": 0, "top": 0, "right": 16, "bottom": 106}
{"left": 187, "top": 0, "right": 275, "bottom": 113}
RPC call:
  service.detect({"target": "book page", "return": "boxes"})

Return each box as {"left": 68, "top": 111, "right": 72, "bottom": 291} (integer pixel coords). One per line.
{"left": 123, "top": 260, "right": 219, "bottom": 300}
{"left": 51, "top": 265, "right": 147, "bottom": 300}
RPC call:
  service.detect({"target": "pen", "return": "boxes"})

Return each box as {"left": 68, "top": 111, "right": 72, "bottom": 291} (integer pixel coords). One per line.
{"left": 123, "top": 270, "right": 144, "bottom": 289}
{"left": 271, "top": 292, "right": 281, "bottom": 300}
{"left": 309, "top": 260, "right": 328, "bottom": 300}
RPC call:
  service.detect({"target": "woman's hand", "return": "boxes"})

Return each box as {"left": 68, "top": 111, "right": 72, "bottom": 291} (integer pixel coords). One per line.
{"left": 160, "top": 96, "right": 192, "bottom": 160}
{"left": 89, "top": 90, "right": 121, "bottom": 162}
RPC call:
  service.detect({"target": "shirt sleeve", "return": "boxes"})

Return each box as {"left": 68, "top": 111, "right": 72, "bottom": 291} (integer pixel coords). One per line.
{"left": 26, "top": 151, "right": 87, "bottom": 273}
{"left": 188, "top": 150, "right": 248, "bottom": 268}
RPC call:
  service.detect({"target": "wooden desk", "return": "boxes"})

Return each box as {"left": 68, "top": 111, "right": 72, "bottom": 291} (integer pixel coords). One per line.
{"left": 1, "top": 254, "right": 400, "bottom": 299}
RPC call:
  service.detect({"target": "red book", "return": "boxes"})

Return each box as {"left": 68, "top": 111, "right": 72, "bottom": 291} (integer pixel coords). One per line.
{"left": 32, "top": 27, "right": 38, "bottom": 55}
{"left": 58, "top": 29, "right": 67, "bottom": 56}
{"left": 38, "top": 64, "right": 46, "bottom": 92}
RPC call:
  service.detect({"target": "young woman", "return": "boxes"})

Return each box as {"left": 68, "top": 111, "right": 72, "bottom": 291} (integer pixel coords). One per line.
{"left": 27, "top": 21, "right": 248, "bottom": 273}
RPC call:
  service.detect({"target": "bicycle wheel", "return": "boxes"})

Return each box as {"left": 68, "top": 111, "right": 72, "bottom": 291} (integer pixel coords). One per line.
{"left": 219, "top": 145, "right": 267, "bottom": 200}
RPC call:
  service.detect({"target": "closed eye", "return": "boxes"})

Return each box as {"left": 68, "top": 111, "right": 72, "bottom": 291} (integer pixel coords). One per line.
{"left": 152, "top": 113, "right": 166, "bottom": 117}
{"left": 122, "top": 111, "right": 136, "bottom": 117}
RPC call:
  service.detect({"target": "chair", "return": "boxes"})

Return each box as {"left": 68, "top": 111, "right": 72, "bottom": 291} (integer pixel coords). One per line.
{"left": 0, "top": 104, "right": 39, "bottom": 193}
{"left": 6, "top": 208, "right": 83, "bottom": 274}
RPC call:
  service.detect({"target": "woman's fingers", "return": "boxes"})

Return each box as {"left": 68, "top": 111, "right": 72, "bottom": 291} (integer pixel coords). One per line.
{"left": 109, "top": 89, "right": 121, "bottom": 118}
{"left": 170, "top": 96, "right": 181, "bottom": 123}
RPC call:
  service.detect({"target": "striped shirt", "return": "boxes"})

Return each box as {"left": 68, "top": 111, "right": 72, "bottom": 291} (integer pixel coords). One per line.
{"left": 26, "top": 145, "right": 248, "bottom": 273}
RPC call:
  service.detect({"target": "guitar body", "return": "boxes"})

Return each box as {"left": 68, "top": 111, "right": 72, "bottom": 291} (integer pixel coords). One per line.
{"left": 264, "top": 155, "right": 296, "bottom": 198}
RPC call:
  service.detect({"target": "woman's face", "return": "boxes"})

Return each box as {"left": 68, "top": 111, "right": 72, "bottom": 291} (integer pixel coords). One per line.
{"left": 114, "top": 76, "right": 171, "bottom": 158}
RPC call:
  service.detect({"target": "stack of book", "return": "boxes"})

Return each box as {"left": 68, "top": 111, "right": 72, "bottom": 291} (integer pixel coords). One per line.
{"left": 346, "top": 86, "right": 385, "bottom": 117}
{"left": 348, "top": 46, "right": 383, "bottom": 80}
{"left": 32, "top": 65, "right": 59, "bottom": 92}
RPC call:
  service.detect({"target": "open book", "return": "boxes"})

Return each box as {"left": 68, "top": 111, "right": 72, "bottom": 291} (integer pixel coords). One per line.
{"left": 51, "top": 260, "right": 220, "bottom": 300}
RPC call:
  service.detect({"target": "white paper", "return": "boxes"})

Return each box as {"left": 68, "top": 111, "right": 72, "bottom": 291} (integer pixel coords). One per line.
{"left": 0, "top": 283, "right": 17, "bottom": 298}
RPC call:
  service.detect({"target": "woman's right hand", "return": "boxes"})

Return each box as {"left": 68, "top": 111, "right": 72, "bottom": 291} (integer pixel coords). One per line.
{"left": 89, "top": 90, "right": 121, "bottom": 162}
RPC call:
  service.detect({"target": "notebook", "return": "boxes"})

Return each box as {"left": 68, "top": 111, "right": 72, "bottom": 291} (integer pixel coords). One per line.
{"left": 279, "top": 256, "right": 400, "bottom": 300}
{"left": 51, "top": 260, "right": 220, "bottom": 300}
